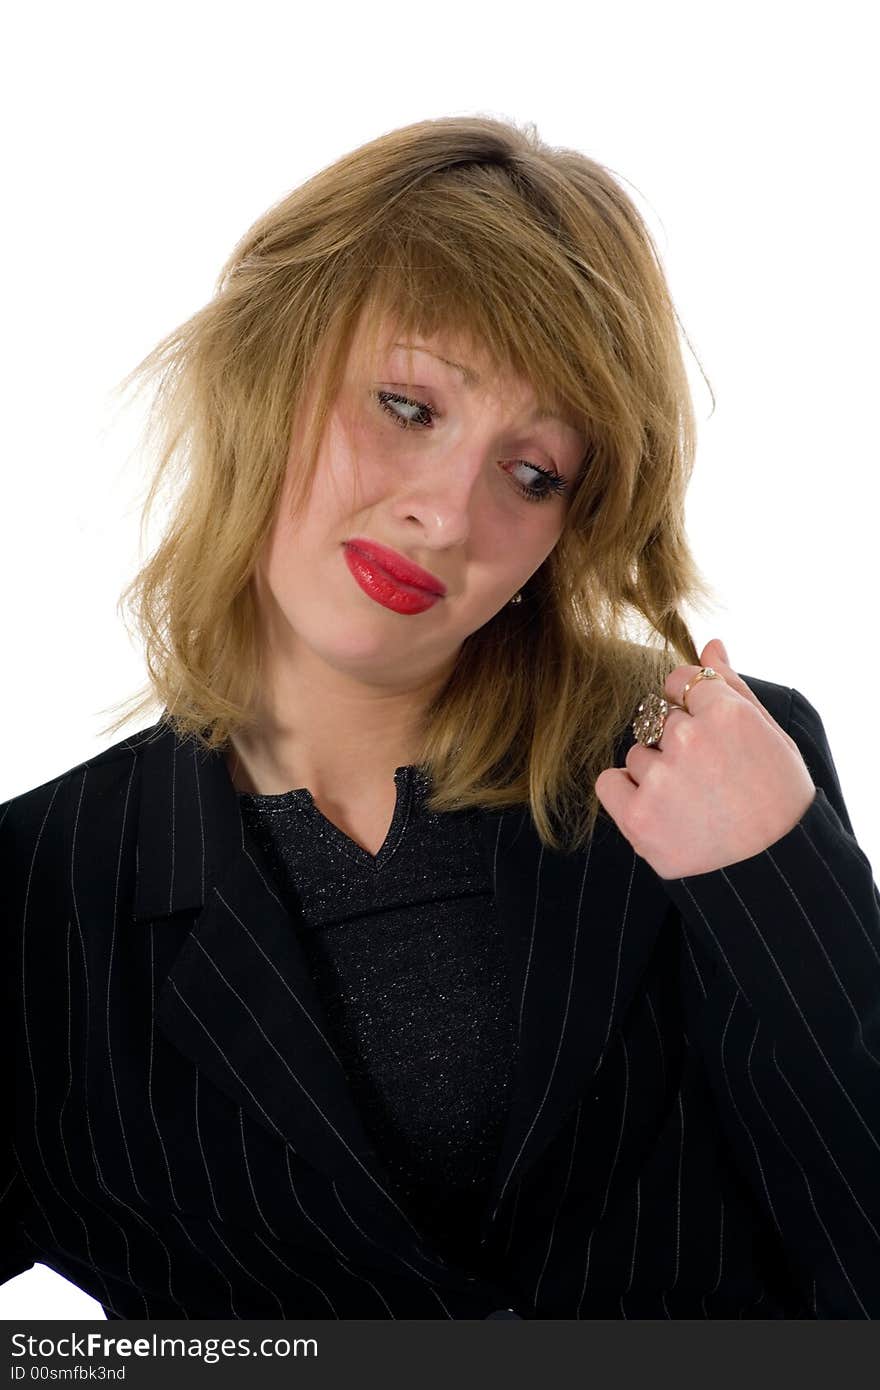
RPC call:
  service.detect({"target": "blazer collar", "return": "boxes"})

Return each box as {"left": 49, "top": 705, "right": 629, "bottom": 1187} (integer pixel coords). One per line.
{"left": 132, "top": 714, "right": 670, "bottom": 1254}
{"left": 133, "top": 717, "right": 244, "bottom": 922}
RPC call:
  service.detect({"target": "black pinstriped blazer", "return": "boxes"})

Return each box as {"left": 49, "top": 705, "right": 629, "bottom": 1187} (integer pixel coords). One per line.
{"left": 2, "top": 673, "right": 879, "bottom": 1319}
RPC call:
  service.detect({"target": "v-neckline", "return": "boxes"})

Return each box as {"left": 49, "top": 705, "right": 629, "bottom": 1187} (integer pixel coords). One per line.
{"left": 295, "top": 766, "right": 414, "bottom": 868}
{"left": 239, "top": 765, "right": 423, "bottom": 870}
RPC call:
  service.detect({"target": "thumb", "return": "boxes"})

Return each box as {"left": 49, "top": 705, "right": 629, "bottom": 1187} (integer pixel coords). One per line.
{"left": 701, "top": 636, "right": 729, "bottom": 666}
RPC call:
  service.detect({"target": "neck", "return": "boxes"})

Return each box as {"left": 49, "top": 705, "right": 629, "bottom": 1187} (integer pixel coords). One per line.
{"left": 224, "top": 649, "right": 453, "bottom": 799}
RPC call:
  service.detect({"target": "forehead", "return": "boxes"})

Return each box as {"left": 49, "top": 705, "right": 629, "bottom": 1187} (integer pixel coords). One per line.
{"left": 350, "top": 318, "right": 581, "bottom": 434}
{"left": 353, "top": 315, "right": 494, "bottom": 375}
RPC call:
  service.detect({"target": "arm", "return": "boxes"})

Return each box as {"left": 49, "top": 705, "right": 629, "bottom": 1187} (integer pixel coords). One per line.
{"left": 661, "top": 686, "right": 880, "bottom": 1318}
{"left": 0, "top": 798, "right": 37, "bottom": 1288}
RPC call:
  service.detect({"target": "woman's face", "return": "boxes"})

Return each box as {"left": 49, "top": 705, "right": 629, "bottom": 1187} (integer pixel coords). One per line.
{"left": 254, "top": 317, "right": 587, "bottom": 690}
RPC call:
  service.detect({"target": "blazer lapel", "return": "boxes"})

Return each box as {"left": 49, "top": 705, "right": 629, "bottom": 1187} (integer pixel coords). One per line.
{"left": 132, "top": 717, "right": 425, "bottom": 1246}
{"left": 473, "top": 771, "right": 670, "bottom": 1239}
{"left": 132, "top": 713, "right": 670, "bottom": 1252}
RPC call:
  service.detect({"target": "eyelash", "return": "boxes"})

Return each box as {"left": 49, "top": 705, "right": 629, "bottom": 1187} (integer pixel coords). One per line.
{"left": 374, "top": 390, "right": 568, "bottom": 505}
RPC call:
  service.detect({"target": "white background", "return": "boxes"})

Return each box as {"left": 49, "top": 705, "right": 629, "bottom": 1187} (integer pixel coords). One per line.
{"left": 2, "top": 0, "right": 877, "bottom": 1321}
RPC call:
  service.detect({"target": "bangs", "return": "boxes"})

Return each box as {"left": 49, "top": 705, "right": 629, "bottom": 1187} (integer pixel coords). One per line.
{"left": 342, "top": 213, "right": 599, "bottom": 448}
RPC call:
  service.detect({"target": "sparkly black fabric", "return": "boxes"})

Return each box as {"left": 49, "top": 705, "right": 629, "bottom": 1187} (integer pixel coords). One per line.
{"left": 237, "top": 766, "right": 517, "bottom": 1264}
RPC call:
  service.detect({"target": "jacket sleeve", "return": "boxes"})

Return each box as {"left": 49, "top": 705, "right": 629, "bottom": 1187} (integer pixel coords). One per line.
{"left": 660, "top": 685, "right": 880, "bottom": 1318}
{"left": 0, "top": 797, "right": 37, "bottom": 1287}
{"left": 0, "top": 1175, "right": 33, "bottom": 1288}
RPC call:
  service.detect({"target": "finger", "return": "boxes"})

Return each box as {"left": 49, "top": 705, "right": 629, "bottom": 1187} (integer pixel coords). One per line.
{"left": 595, "top": 766, "right": 639, "bottom": 828}
{"left": 697, "top": 638, "right": 795, "bottom": 746}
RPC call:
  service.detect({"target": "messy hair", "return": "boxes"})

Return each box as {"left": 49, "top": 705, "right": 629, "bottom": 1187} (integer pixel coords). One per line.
{"left": 98, "top": 114, "right": 719, "bottom": 853}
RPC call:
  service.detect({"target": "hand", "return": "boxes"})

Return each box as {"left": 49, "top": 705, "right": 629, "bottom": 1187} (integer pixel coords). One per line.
{"left": 594, "top": 638, "right": 818, "bottom": 879}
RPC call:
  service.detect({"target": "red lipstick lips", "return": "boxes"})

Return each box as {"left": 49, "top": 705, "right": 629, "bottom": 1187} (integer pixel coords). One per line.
{"left": 343, "top": 539, "right": 446, "bottom": 615}
{"left": 344, "top": 539, "right": 446, "bottom": 595}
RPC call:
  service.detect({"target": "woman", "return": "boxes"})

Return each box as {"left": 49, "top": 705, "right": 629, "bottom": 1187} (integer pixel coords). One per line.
{"left": 2, "top": 115, "right": 878, "bottom": 1320}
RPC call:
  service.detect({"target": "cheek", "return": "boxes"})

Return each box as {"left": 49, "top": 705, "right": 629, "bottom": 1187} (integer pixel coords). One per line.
{"left": 485, "top": 509, "right": 564, "bottom": 570}
{"left": 318, "top": 428, "right": 378, "bottom": 517}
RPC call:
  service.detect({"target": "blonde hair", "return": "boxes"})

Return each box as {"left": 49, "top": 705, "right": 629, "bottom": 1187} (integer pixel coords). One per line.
{"left": 98, "top": 114, "right": 720, "bottom": 853}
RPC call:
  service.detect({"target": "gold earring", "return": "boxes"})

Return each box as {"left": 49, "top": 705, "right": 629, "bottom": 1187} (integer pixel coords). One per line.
{"left": 509, "top": 591, "right": 522, "bottom": 605}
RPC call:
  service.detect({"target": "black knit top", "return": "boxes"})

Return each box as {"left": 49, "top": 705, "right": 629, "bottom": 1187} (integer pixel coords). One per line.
{"left": 237, "top": 766, "right": 517, "bottom": 1266}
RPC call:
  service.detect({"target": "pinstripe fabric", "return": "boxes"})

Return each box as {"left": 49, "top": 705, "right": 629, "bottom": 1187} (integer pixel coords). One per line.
{"left": 2, "top": 675, "right": 879, "bottom": 1318}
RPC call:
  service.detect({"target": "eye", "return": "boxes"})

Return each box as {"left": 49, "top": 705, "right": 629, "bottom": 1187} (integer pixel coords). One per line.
{"left": 373, "top": 390, "right": 569, "bottom": 505}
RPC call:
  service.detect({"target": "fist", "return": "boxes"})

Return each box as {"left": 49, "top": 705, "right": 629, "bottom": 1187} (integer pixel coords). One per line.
{"left": 594, "top": 638, "right": 817, "bottom": 879}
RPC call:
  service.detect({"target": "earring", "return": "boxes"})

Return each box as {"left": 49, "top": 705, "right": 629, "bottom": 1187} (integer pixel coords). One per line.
{"left": 509, "top": 591, "right": 522, "bottom": 605}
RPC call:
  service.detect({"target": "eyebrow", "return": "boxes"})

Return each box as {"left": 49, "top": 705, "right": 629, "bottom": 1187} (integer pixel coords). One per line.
{"left": 391, "top": 342, "right": 572, "bottom": 429}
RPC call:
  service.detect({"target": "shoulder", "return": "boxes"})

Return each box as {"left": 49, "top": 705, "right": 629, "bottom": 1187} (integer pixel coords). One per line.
{"left": 613, "top": 645, "right": 840, "bottom": 785}
{"left": 616, "top": 640, "right": 797, "bottom": 731}
{"left": 0, "top": 719, "right": 164, "bottom": 849}
{"left": 706, "top": 661, "right": 849, "bottom": 833}
{"left": 732, "top": 669, "right": 831, "bottom": 752}
{"left": 736, "top": 671, "right": 794, "bottom": 725}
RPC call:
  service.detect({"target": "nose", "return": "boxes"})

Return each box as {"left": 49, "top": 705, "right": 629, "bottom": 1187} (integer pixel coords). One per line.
{"left": 387, "top": 448, "right": 484, "bottom": 548}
